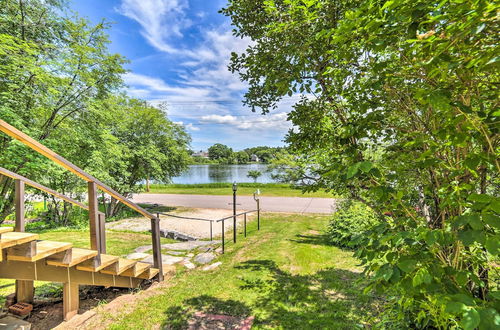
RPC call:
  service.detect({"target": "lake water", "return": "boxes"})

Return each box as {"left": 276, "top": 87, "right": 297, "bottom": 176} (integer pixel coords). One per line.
{"left": 171, "top": 164, "right": 276, "bottom": 184}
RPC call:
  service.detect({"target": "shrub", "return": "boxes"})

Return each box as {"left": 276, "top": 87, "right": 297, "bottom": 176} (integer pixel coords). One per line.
{"left": 327, "top": 201, "right": 379, "bottom": 249}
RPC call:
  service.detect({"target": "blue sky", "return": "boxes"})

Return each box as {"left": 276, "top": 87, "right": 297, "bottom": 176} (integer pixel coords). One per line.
{"left": 70, "top": 0, "right": 296, "bottom": 151}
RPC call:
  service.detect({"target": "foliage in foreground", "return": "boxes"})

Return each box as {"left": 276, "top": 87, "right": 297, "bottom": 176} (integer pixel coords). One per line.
{"left": 327, "top": 201, "right": 380, "bottom": 249}
{"left": 223, "top": 0, "right": 499, "bottom": 328}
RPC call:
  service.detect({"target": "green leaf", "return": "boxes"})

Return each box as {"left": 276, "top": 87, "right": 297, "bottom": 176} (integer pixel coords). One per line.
{"left": 485, "top": 237, "right": 499, "bottom": 256}
{"left": 412, "top": 268, "right": 432, "bottom": 287}
{"left": 458, "top": 230, "right": 485, "bottom": 246}
{"left": 398, "top": 259, "right": 417, "bottom": 273}
{"left": 478, "top": 308, "right": 500, "bottom": 330}
{"left": 460, "top": 308, "right": 480, "bottom": 330}
{"left": 468, "top": 194, "right": 492, "bottom": 203}
{"left": 445, "top": 301, "right": 466, "bottom": 314}
{"left": 358, "top": 161, "right": 373, "bottom": 173}
{"left": 483, "top": 214, "right": 500, "bottom": 230}
{"left": 468, "top": 215, "right": 483, "bottom": 230}
{"left": 346, "top": 163, "right": 360, "bottom": 179}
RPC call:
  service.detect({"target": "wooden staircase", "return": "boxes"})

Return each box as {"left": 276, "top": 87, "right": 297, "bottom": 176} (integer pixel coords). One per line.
{"left": 0, "top": 227, "right": 160, "bottom": 320}
{"left": 0, "top": 119, "right": 166, "bottom": 321}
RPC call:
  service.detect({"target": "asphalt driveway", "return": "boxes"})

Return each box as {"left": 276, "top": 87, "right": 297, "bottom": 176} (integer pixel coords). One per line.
{"left": 132, "top": 193, "right": 337, "bottom": 214}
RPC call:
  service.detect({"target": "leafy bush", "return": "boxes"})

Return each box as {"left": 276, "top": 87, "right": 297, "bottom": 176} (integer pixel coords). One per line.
{"left": 327, "top": 201, "right": 380, "bottom": 249}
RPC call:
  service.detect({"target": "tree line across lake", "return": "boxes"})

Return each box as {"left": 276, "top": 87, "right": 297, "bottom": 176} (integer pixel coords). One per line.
{"left": 189, "top": 144, "right": 284, "bottom": 165}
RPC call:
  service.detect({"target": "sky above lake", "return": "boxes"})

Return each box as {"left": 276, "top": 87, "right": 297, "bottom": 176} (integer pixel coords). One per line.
{"left": 71, "top": 0, "right": 296, "bottom": 151}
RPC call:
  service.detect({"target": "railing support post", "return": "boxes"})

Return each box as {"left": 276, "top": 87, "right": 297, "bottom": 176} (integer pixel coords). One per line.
{"left": 15, "top": 179, "right": 25, "bottom": 232}
{"left": 98, "top": 212, "right": 106, "bottom": 254}
{"left": 210, "top": 221, "right": 213, "bottom": 241}
{"left": 257, "top": 200, "right": 260, "bottom": 230}
{"left": 244, "top": 213, "right": 247, "bottom": 237}
{"left": 151, "top": 216, "right": 164, "bottom": 281}
{"left": 221, "top": 219, "right": 225, "bottom": 254}
{"left": 14, "top": 179, "right": 34, "bottom": 303}
{"left": 88, "top": 182, "right": 101, "bottom": 255}
{"left": 233, "top": 188, "right": 237, "bottom": 243}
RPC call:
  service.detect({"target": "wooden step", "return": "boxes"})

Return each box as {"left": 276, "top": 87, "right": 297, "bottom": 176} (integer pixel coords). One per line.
{"left": 7, "top": 240, "right": 72, "bottom": 262}
{"left": 0, "top": 227, "right": 13, "bottom": 235}
{"left": 0, "top": 232, "right": 39, "bottom": 249}
{"left": 101, "top": 258, "right": 137, "bottom": 276}
{"left": 76, "top": 254, "right": 119, "bottom": 272}
{"left": 121, "top": 262, "right": 151, "bottom": 277}
{"left": 137, "top": 267, "right": 159, "bottom": 280}
{"left": 47, "top": 248, "right": 98, "bottom": 267}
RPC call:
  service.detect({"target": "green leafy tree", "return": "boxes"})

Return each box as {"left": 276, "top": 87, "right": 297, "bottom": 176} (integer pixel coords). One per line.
{"left": 223, "top": 0, "right": 499, "bottom": 327}
{"left": 235, "top": 150, "right": 250, "bottom": 164}
{"left": 208, "top": 143, "right": 234, "bottom": 161}
{"left": 0, "top": 0, "right": 126, "bottom": 221}
{"left": 247, "top": 170, "right": 262, "bottom": 183}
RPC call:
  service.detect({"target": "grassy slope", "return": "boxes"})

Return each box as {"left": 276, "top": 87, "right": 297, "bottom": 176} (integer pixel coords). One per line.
{"left": 104, "top": 213, "right": 379, "bottom": 329}
{"left": 0, "top": 230, "right": 176, "bottom": 304}
{"left": 149, "top": 183, "right": 333, "bottom": 198}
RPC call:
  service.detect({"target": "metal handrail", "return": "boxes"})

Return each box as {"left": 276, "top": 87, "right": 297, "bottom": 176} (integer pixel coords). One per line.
{"left": 216, "top": 210, "right": 258, "bottom": 222}
{"left": 0, "top": 120, "right": 154, "bottom": 219}
{"left": 0, "top": 167, "right": 89, "bottom": 210}
{"left": 157, "top": 212, "right": 214, "bottom": 222}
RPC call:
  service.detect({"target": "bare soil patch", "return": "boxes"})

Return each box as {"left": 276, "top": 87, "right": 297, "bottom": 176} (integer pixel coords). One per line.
{"left": 107, "top": 208, "right": 254, "bottom": 239}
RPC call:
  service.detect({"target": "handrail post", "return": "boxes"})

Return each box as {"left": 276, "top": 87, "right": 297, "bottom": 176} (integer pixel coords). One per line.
{"left": 98, "top": 212, "right": 106, "bottom": 254}
{"left": 88, "top": 182, "right": 101, "bottom": 258}
{"left": 15, "top": 179, "right": 25, "bottom": 232}
{"left": 151, "top": 215, "right": 163, "bottom": 281}
{"left": 14, "top": 179, "right": 34, "bottom": 303}
{"left": 257, "top": 199, "right": 260, "bottom": 230}
{"left": 244, "top": 213, "right": 247, "bottom": 237}
{"left": 210, "top": 221, "right": 213, "bottom": 241}
{"left": 221, "top": 219, "right": 225, "bottom": 254}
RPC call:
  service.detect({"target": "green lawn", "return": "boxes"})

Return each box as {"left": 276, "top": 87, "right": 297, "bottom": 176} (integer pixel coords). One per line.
{"left": 98, "top": 213, "right": 380, "bottom": 329}
{"left": 148, "top": 183, "right": 334, "bottom": 198}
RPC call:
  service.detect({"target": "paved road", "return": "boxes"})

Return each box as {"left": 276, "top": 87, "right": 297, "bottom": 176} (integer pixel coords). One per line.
{"left": 132, "top": 193, "right": 337, "bottom": 214}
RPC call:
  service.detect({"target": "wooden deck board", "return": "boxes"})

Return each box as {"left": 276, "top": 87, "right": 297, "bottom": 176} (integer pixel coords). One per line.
{"left": 76, "top": 254, "right": 119, "bottom": 272}
{"left": 121, "top": 262, "right": 151, "bottom": 277}
{"left": 0, "top": 227, "right": 13, "bottom": 234}
{"left": 137, "top": 267, "right": 159, "bottom": 280}
{"left": 101, "top": 258, "right": 137, "bottom": 275}
{"left": 0, "top": 232, "right": 39, "bottom": 249}
{"left": 47, "top": 248, "right": 98, "bottom": 267}
{"left": 7, "top": 240, "right": 73, "bottom": 262}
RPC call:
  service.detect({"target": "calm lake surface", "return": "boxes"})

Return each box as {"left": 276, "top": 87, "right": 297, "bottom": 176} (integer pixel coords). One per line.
{"left": 172, "top": 164, "right": 276, "bottom": 184}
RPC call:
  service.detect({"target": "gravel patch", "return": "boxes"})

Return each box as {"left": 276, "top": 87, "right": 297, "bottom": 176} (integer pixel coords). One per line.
{"left": 107, "top": 208, "right": 253, "bottom": 239}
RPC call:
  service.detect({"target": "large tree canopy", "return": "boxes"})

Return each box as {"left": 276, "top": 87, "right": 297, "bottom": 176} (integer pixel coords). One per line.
{"left": 0, "top": 0, "right": 190, "bottom": 223}
{"left": 223, "top": 0, "right": 499, "bottom": 328}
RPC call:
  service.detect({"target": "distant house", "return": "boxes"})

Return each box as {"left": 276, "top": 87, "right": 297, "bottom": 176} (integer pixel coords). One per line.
{"left": 251, "top": 154, "right": 260, "bottom": 162}
{"left": 192, "top": 150, "right": 209, "bottom": 158}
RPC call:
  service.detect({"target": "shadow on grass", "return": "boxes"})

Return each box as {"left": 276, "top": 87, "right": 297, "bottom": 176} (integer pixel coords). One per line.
{"left": 162, "top": 260, "right": 377, "bottom": 329}
{"left": 162, "top": 295, "right": 251, "bottom": 329}
{"left": 289, "top": 233, "right": 333, "bottom": 246}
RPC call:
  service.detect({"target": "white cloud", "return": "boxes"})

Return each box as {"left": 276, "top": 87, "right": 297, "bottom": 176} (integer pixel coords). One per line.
{"left": 200, "top": 113, "right": 291, "bottom": 131}
{"left": 173, "top": 121, "right": 200, "bottom": 131}
{"left": 117, "top": 0, "right": 190, "bottom": 54}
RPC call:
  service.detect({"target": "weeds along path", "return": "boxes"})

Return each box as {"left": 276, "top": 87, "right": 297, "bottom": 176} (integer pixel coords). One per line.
{"left": 78, "top": 212, "right": 380, "bottom": 329}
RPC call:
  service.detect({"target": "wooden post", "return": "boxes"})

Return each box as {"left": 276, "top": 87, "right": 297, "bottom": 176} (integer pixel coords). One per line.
{"left": 14, "top": 179, "right": 34, "bottom": 303}
{"left": 15, "top": 179, "right": 25, "bottom": 232}
{"left": 151, "top": 216, "right": 164, "bottom": 281}
{"left": 88, "top": 182, "right": 100, "bottom": 252}
{"left": 98, "top": 212, "right": 106, "bottom": 254}
{"left": 63, "top": 282, "right": 79, "bottom": 321}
